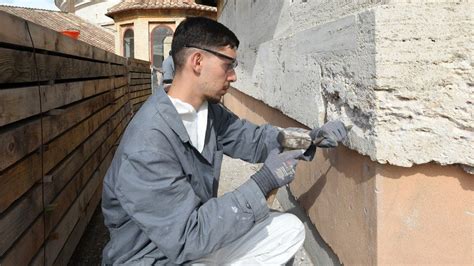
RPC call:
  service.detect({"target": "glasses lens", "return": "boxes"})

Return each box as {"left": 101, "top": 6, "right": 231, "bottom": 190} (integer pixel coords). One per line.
{"left": 187, "top": 45, "right": 238, "bottom": 71}
{"left": 228, "top": 60, "right": 238, "bottom": 71}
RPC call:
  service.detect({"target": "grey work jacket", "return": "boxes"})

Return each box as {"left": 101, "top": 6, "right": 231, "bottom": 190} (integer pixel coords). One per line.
{"left": 101, "top": 87, "right": 280, "bottom": 265}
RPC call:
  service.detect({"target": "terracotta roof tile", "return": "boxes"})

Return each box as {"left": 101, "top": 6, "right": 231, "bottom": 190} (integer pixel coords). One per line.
{"left": 0, "top": 5, "right": 115, "bottom": 53}
{"left": 107, "top": 0, "right": 216, "bottom": 16}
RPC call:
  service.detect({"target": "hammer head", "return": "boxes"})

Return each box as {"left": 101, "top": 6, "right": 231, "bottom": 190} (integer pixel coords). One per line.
{"left": 277, "top": 128, "right": 312, "bottom": 151}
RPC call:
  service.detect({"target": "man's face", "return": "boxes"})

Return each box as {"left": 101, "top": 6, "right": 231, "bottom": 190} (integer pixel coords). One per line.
{"left": 199, "top": 45, "right": 237, "bottom": 104}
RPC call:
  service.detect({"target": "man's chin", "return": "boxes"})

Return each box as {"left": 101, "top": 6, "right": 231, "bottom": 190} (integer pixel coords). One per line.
{"left": 208, "top": 96, "right": 221, "bottom": 104}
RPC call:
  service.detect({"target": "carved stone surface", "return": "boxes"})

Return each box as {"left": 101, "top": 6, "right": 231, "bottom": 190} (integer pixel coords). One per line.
{"left": 220, "top": 0, "right": 473, "bottom": 170}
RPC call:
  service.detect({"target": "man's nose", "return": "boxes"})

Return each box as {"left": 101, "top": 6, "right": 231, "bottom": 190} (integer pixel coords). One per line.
{"left": 227, "top": 69, "right": 237, "bottom": 82}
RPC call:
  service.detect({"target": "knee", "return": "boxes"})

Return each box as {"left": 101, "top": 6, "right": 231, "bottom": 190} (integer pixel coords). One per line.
{"left": 287, "top": 213, "right": 305, "bottom": 241}
{"left": 271, "top": 213, "right": 305, "bottom": 243}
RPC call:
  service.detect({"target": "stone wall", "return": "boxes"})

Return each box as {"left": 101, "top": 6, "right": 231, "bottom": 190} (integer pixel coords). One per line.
{"left": 219, "top": 0, "right": 473, "bottom": 170}
{"left": 223, "top": 87, "right": 473, "bottom": 265}
{"left": 219, "top": 0, "right": 473, "bottom": 264}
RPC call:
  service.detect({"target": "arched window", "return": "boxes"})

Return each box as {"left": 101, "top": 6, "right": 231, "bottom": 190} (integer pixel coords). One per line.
{"left": 151, "top": 26, "right": 173, "bottom": 68}
{"left": 123, "top": 29, "right": 134, "bottom": 58}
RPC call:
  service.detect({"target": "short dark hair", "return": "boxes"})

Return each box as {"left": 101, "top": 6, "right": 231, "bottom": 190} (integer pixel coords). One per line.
{"left": 171, "top": 16, "right": 239, "bottom": 72}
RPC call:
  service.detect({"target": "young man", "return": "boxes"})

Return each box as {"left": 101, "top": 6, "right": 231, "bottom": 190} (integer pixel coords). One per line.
{"left": 102, "top": 17, "right": 347, "bottom": 265}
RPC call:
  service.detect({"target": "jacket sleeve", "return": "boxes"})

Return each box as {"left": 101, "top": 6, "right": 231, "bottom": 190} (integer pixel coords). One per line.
{"left": 115, "top": 150, "right": 269, "bottom": 264}
{"left": 212, "top": 104, "right": 281, "bottom": 163}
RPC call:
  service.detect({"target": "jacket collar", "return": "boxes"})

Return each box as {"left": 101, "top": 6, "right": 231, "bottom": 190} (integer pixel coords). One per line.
{"left": 154, "top": 87, "right": 190, "bottom": 143}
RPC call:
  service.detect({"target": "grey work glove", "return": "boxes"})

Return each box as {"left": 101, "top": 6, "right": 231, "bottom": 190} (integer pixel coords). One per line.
{"left": 310, "top": 120, "right": 348, "bottom": 148}
{"left": 300, "top": 120, "right": 348, "bottom": 161}
{"left": 276, "top": 120, "right": 348, "bottom": 161}
{"left": 251, "top": 148, "right": 305, "bottom": 196}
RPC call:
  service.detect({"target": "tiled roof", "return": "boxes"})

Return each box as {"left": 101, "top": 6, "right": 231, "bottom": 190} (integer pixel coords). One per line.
{"left": 107, "top": 0, "right": 217, "bottom": 17}
{"left": 0, "top": 5, "right": 115, "bottom": 53}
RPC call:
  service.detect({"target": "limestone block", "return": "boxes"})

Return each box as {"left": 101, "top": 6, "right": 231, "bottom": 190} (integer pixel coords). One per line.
{"left": 372, "top": 3, "right": 473, "bottom": 167}
{"left": 219, "top": 1, "right": 473, "bottom": 169}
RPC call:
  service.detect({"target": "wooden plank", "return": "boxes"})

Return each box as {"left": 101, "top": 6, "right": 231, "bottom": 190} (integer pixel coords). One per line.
{"left": 128, "top": 62, "right": 150, "bottom": 71}
{"left": 0, "top": 184, "right": 43, "bottom": 256}
{"left": 42, "top": 100, "right": 130, "bottom": 205}
{"left": 0, "top": 78, "right": 115, "bottom": 127}
{"left": 44, "top": 149, "right": 114, "bottom": 265}
{"left": 128, "top": 68, "right": 150, "bottom": 73}
{"left": 113, "top": 76, "right": 128, "bottom": 89}
{"left": 43, "top": 110, "right": 129, "bottom": 209}
{"left": 129, "top": 83, "right": 151, "bottom": 93}
{"left": 0, "top": 48, "right": 113, "bottom": 84}
{"left": 42, "top": 93, "right": 127, "bottom": 173}
{"left": 0, "top": 105, "right": 129, "bottom": 266}
{"left": 112, "top": 64, "right": 128, "bottom": 76}
{"left": 131, "top": 94, "right": 151, "bottom": 106}
{"left": 129, "top": 78, "right": 151, "bottom": 86}
{"left": 0, "top": 11, "right": 124, "bottom": 64}
{"left": 128, "top": 62, "right": 150, "bottom": 69}
{"left": 127, "top": 58, "right": 150, "bottom": 67}
{"left": 130, "top": 72, "right": 151, "bottom": 79}
{"left": 0, "top": 214, "right": 44, "bottom": 266}
{"left": 131, "top": 89, "right": 151, "bottom": 100}
{"left": 42, "top": 91, "right": 113, "bottom": 143}
{"left": 53, "top": 181, "right": 103, "bottom": 266}
{"left": 0, "top": 118, "right": 41, "bottom": 172}
{"left": 0, "top": 86, "right": 41, "bottom": 127}
{"left": 41, "top": 78, "right": 113, "bottom": 111}
{"left": 113, "top": 85, "right": 128, "bottom": 100}
{"left": 29, "top": 247, "right": 45, "bottom": 266}
{"left": 0, "top": 152, "right": 42, "bottom": 213}
{"left": 133, "top": 102, "right": 144, "bottom": 113}
{"left": 44, "top": 105, "right": 130, "bottom": 235}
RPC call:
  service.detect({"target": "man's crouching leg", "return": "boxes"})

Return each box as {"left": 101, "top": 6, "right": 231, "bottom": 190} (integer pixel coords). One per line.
{"left": 192, "top": 212, "right": 305, "bottom": 265}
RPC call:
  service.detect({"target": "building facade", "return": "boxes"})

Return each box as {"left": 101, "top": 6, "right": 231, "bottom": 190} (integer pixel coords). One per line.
{"left": 55, "top": 0, "right": 121, "bottom": 31}
{"left": 55, "top": 0, "right": 217, "bottom": 69}
{"left": 106, "top": 1, "right": 216, "bottom": 68}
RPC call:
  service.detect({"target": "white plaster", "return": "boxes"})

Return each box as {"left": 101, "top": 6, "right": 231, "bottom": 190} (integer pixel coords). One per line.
{"left": 75, "top": 0, "right": 120, "bottom": 26}
{"left": 220, "top": 1, "right": 473, "bottom": 169}
{"left": 56, "top": 0, "right": 120, "bottom": 27}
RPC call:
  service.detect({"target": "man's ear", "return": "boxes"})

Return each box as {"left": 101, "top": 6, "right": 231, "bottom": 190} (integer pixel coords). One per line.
{"left": 189, "top": 51, "right": 203, "bottom": 74}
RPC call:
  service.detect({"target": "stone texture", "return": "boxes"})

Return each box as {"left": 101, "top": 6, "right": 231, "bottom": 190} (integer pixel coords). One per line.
{"left": 372, "top": 3, "right": 473, "bottom": 167}
{"left": 219, "top": 0, "right": 473, "bottom": 170}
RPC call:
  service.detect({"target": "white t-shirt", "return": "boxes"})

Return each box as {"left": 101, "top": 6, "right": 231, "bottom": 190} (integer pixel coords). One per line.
{"left": 168, "top": 96, "right": 208, "bottom": 153}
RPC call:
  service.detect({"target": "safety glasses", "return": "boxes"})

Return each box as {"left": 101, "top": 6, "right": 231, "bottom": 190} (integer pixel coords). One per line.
{"left": 185, "top": 44, "right": 238, "bottom": 71}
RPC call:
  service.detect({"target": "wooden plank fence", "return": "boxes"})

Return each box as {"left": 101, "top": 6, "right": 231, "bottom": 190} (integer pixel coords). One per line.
{"left": 128, "top": 60, "right": 153, "bottom": 113}
{"left": 0, "top": 11, "right": 152, "bottom": 265}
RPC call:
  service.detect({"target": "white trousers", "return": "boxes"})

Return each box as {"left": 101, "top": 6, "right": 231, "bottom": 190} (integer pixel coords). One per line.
{"left": 191, "top": 212, "right": 305, "bottom": 265}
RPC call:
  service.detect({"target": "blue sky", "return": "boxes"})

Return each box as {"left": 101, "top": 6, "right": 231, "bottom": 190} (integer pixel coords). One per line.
{"left": 0, "top": 0, "right": 59, "bottom": 10}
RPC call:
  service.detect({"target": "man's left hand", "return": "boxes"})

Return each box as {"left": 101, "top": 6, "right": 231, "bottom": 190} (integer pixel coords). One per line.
{"left": 299, "top": 120, "right": 348, "bottom": 161}
{"left": 310, "top": 120, "right": 348, "bottom": 148}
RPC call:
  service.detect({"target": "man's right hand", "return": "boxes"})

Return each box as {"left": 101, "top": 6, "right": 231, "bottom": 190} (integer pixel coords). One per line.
{"left": 251, "top": 148, "right": 304, "bottom": 196}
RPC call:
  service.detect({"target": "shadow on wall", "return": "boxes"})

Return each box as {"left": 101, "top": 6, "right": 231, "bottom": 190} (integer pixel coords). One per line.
{"left": 298, "top": 164, "right": 330, "bottom": 210}
{"left": 296, "top": 146, "right": 376, "bottom": 209}
{"left": 377, "top": 162, "right": 474, "bottom": 192}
